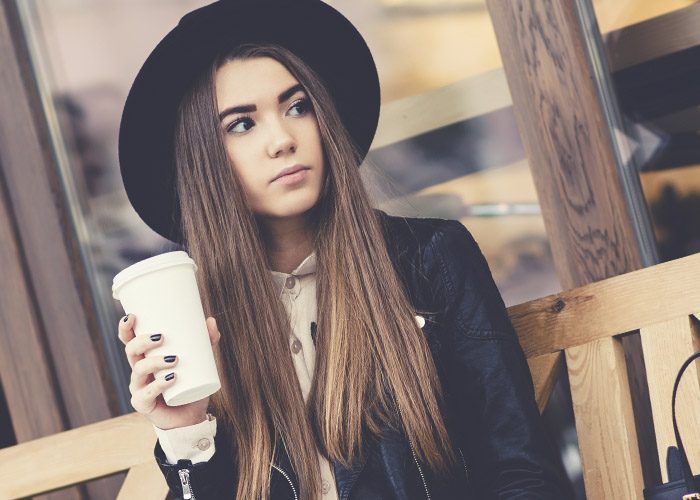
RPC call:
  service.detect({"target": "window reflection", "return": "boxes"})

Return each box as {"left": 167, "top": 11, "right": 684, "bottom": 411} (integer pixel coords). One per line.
{"left": 18, "top": 0, "right": 577, "bottom": 494}
{"left": 593, "top": 0, "right": 700, "bottom": 262}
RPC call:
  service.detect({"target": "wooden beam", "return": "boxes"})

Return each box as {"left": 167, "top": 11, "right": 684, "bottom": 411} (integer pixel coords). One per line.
{"left": 604, "top": 4, "right": 700, "bottom": 71}
{"left": 372, "top": 68, "right": 511, "bottom": 149}
{"left": 486, "top": 0, "right": 659, "bottom": 495}
{"left": 566, "top": 337, "right": 644, "bottom": 498}
{"left": 0, "top": 118, "right": 77, "bottom": 500}
{"left": 507, "top": 251, "right": 700, "bottom": 358}
{"left": 527, "top": 352, "right": 563, "bottom": 413}
{"left": 0, "top": 2, "right": 123, "bottom": 497}
{"left": 0, "top": 413, "right": 156, "bottom": 498}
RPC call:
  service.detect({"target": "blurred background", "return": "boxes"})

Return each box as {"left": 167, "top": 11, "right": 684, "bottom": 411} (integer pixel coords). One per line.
{"left": 1, "top": 0, "right": 699, "bottom": 498}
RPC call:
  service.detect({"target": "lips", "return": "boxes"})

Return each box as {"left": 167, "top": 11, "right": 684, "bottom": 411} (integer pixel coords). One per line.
{"left": 271, "top": 164, "right": 310, "bottom": 182}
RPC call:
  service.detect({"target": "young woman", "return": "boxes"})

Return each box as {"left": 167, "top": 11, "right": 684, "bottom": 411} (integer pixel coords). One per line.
{"left": 116, "top": 1, "right": 572, "bottom": 499}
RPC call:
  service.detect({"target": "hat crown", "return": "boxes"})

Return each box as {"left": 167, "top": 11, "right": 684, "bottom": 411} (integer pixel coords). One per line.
{"left": 120, "top": 0, "right": 380, "bottom": 244}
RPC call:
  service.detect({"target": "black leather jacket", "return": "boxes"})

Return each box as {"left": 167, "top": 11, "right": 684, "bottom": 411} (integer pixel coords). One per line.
{"left": 154, "top": 210, "right": 573, "bottom": 499}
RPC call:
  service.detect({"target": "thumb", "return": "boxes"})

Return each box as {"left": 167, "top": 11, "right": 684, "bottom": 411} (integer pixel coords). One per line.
{"left": 206, "top": 317, "right": 221, "bottom": 346}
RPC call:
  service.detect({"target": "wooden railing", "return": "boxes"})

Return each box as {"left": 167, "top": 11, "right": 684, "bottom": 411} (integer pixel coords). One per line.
{"left": 2, "top": 252, "right": 699, "bottom": 499}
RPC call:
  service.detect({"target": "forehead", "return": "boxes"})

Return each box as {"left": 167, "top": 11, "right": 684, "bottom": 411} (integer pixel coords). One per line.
{"left": 214, "top": 57, "right": 298, "bottom": 109}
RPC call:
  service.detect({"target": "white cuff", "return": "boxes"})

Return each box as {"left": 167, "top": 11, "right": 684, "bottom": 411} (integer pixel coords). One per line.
{"left": 152, "top": 413, "right": 217, "bottom": 465}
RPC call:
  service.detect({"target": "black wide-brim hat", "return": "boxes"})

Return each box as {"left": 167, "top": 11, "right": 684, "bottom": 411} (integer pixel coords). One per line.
{"left": 118, "top": 0, "right": 380, "bottom": 244}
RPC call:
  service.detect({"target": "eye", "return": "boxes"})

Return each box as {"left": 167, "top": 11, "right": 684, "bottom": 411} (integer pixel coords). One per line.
{"left": 288, "top": 97, "right": 311, "bottom": 117}
{"left": 226, "top": 115, "right": 253, "bottom": 134}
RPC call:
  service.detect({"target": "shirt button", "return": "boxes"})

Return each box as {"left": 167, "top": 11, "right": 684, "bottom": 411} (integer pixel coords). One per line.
{"left": 196, "top": 438, "right": 211, "bottom": 451}
{"left": 415, "top": 315, "right": 425, "bottom": 328}
{"left": 322, "top": 479, "right": 330, "bottom": 494}
{"left": 285, "top": 276, "right": 296, "bottom": 289}
{"left": 291, "top": 338, "right": 302, "bottom": 354}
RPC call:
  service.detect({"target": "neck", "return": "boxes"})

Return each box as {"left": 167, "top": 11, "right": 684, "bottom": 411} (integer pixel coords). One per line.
{"left": 258, "top": 212, "right": 315, "bottom": 274}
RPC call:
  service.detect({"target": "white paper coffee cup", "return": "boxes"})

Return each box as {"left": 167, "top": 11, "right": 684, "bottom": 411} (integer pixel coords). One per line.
{"left": 112, "top": 251, "right": 221, "bottom": 406}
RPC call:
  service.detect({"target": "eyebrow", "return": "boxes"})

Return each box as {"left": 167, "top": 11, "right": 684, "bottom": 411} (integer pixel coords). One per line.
{"left": 218, "top": 83, "right": 305, "bottom": 122}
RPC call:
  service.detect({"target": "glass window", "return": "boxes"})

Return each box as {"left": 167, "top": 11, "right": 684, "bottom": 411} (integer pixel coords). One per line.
{"left": 18, "top": 0, "right": 576, "bottom": 493}
{"left": 592, "top": 0, "right": 700, "bottom": 262}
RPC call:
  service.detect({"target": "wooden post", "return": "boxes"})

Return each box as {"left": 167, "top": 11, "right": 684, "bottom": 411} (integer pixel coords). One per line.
{"left": 566, "top": 336, "right": 644, "bottom": 498}
{"left": 486, "top": 0, "right": 659, "bottom": 496}
{"left": 0, "top": 1, "right": 124, "bottom": 497}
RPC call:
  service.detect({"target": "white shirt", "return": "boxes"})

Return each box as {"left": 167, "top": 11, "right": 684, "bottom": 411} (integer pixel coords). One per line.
{"left": 153, "top": 250, "right": 339, "bottom": 498}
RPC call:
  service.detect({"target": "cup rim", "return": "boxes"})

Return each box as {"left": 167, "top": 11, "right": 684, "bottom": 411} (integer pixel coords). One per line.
{"left": 112, "top": 250, "right": 196, "bottom": 300}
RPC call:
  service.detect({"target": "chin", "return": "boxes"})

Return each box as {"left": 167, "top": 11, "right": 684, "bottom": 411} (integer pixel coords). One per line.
{"left": 265, "top": 193, "right": 321, "bottom": 219}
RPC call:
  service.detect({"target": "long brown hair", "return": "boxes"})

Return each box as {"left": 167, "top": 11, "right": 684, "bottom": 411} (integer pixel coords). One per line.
{"left": 173, "top": 42, "right": 458, "bottom": 500}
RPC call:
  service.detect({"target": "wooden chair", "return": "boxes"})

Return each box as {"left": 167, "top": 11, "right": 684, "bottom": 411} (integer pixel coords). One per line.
{"left": 0, "top": 412, "right": 168, "bottom": 499}
{"left": 1, "top": 252, "right": 699, "bottom": 499}
{"left": 516, "top": 251, "right": 700, "bottom": 499}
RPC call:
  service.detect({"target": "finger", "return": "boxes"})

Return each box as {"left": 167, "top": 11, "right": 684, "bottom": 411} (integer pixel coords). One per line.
{"left": 130, "top": 353, "right": 178, "bottom": 391}
{"left": 125, "top": 332, "right": 164, "bottom": 369}
{"left": 206, "top": 317, "right": 221, "bottom": 346}
{"left": 118, "top": 314, "right": 136, "bottom": 346}
{"left": 130, "top": 371, "right": 176, "bottom": 414}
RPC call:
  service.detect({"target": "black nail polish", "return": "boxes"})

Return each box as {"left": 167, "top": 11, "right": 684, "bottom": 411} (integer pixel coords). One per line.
{"left": 122, "top": 315, "right": 129, "bottom": 323}
{"left": 165, "top": 372, "right": 175, "bottom": 381}
{"left": 150, "top": 333, "right": 162, "bottom": 342}
{"left": 164, "top": 355, "right": 176, "bottom": 363}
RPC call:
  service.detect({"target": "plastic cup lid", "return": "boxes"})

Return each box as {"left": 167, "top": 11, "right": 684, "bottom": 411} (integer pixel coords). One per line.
{"left": 112, "top": 251, "right": 197, "bottom": 300}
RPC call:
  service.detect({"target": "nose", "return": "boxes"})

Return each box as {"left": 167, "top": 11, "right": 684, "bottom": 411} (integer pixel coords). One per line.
{"left": 267, "top": 120, "right": 297, "bottom": 158}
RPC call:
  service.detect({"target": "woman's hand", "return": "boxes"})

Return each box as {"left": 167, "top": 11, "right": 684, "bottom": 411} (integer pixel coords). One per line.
{"left": 118, "top": 313, "right": 221, "bottom": 430}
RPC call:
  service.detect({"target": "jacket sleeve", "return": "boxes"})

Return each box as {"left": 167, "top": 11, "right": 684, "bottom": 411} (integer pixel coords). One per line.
{"left": 428, "top": 219, "right": 573, "bottom": 499}
{"left": 153, "top": 418, "right": 238, "bottom": 499}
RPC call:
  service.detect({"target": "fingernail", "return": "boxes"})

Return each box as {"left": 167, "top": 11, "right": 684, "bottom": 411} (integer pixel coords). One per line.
{"left": 165, "top": 372, "right": 175, "bottom": 381}
{"left": 164, "top": 355, "right": 176, "bottom": 363}
{"left": 122, "top": 315, "right": 129, "bottom": 323}
{"left": 150, "top": 333, "right": 162, "bottom": 342}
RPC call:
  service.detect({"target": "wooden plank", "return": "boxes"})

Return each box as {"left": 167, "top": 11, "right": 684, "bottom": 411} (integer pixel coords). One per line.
{"left": 0, "top": 9, "right": 123, "bottom": 498}
{"left": 507, "top": 251, "right": 700, "bottom": 359}
{"left": 0, "top": 412, "right": 156, "bottom": 498}
{"left": 486, "top": 0, "right": 660, "bottom": 490}
{"left": 641, "top": 316, "right": 700, "bottom": 482}
{"left": 0, "top": 124, "right": 80, "bottom": 500}
{"left": 485, "top": 0, "right": 645, "bottom": 286}
{"left": 604, "top": 4, "right": 700, "bottom": 71}
{"left": 566, "top": 337, "right": 644, "bottom": 498}
{"left": 371, "top": 68, "right": 511, "bottom": 150}
{"left": 0, "top": 118, "right": 66, "bottom": 447}
{"left": 527, "top": 351, "right": 563, "bottom": 413}
{"left": 117, "top": 461, "right": 169, "bottom": 500}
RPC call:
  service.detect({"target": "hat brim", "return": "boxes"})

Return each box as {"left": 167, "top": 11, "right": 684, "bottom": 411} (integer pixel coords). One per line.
{"left": 118, "top": 0, "right": 380, "bottom": 243}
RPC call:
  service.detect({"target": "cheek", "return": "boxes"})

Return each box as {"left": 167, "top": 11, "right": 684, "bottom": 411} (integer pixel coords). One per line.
{"left": 225, "top": 144, "right": 260, "bottom": 194}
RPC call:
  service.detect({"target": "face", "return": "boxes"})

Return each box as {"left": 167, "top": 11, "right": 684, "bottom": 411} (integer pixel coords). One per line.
{"left": 214, "top": 57, "right": 325, "bottom": 221}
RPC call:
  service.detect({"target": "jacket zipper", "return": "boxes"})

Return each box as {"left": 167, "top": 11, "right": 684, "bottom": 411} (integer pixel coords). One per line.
{"left": 178, "top": 468, "right": 194, "bottom": 499}
{"left": 390, "top": 390, "right": 431, "bottom": 500}
{"left": 271, "top": 463, "right": 299, "bottom": 500}
{"left": 457, "top": 447, "right": 470, "bottom": 481}
{"left": 176, "top": 445, "right": 299, "bottom": 500}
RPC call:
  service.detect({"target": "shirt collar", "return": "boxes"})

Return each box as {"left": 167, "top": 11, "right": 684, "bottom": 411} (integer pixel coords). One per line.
{"left": 269, "top": 250, "right": 317, "bottom": 293}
